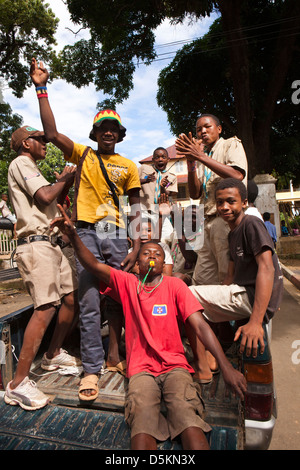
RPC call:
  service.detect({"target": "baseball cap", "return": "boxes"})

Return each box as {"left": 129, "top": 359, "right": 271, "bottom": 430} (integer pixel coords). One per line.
{"left": 10, "top": 126, "right": 48, "bottom": 153}
{"left": 89, "top": 109, "right": 126, "bottom": 143}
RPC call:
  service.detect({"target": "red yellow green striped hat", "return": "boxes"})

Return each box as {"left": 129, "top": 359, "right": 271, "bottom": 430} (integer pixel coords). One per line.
{"left": 89, "top": 109, "right": 126, "bottom": 143}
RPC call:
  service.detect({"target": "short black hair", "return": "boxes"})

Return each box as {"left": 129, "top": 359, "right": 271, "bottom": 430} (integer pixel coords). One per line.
{"left": 138, "top": 241, "right": 165, "bottom": 260}
{"left": 153, "top": 147, "right": 168, "bottom": 157}
{"left": 247, "top": 179, "right": 259, "bottom": 204}
{"left": 197, "top": 114, "right": 221, "bottom": 127}
{"left": 263, "top": 212, "right": 271, "bottom": 221}
{"left": 215, "top": 178, "right": 247, "bottom": 201}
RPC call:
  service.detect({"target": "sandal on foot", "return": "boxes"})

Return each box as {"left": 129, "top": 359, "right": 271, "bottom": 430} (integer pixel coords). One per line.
{"left": 106, "top": 360, "right": 127, "bottom": 377}
{"left": 78, "top": 374, "right": 99, "bottom": 401}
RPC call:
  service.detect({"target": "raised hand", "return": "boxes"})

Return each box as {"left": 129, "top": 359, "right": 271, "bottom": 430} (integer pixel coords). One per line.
{"left": 175, "top": 132, "right": 204, "bottom": 161}
{"left": 50, "top": 204, "right": 75, "bottom": 238}
{"left": 30, "top": 57, "right": 49, "bottom": 87}
{"left": 54, "top": 165, "right": 77, "bottom": 188}
{"left": 158, "top": 193, "right": 171, "bottom": 216}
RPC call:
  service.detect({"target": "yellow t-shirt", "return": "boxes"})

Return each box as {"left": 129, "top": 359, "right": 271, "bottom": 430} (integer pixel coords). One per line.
{"left": 66, "top": 143, "right": 140, "bottom": 227}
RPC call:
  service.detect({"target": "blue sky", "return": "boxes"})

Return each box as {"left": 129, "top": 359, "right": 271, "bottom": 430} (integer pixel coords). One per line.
{"left": 3, "top": 0, "right": 218, "bottom": 167}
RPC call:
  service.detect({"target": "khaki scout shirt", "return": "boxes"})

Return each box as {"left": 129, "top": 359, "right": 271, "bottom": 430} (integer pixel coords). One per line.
{"left": 196, "top": 137, "right": 247, "bottom": 216}
{"left": 8, "top": 155, "right": 59, "bottom": 238}
{"left": 138, "top": 164, "right": 178, "bottom": 211}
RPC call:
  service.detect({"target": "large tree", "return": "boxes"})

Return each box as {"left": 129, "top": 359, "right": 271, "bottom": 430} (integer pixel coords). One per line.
{"left": 54, "top": 0, "right": 215, "bottom": 107}
{"left": 0, "top": 0, "right": 58, "bottom": 97}
{"left": 157, "top": 9, "right": 300, "bottom": 180}
{"left": 0, "top": 0, "right": 59, "bottom": 192}
{"left": 57, "top": 0, "right": 300, "bottom": 178}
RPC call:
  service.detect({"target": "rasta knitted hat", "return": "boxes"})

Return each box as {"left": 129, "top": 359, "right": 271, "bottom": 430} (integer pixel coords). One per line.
{"left": 89, "top": 109, "right": 126, "bottom": 143}
{"left": 10, "top": 126, "right": 48, "bottom": 152}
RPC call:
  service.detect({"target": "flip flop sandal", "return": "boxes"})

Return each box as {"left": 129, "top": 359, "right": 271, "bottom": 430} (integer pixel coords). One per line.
{"left": 105, "top": 360, "right": 127, "bottom": 377}
{"left": 78, "top": 374, "right": 99, "bottom": 401}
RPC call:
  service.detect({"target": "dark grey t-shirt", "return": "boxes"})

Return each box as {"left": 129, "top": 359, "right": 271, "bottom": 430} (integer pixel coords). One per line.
{"left": 229, "top": 215, "right": 283, "bottom": 322}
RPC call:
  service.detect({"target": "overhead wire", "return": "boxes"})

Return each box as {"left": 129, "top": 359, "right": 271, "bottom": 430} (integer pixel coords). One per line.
{"left": 129, "top": 15, "right": 300, "bottom": 66}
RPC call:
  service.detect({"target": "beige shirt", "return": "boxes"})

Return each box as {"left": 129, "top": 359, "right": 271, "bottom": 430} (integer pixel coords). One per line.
{"left": 138, "top": 164, "right": 178, "bottom": 211}
{"left": 196, "top": 137, "right": 248, "bottom": 216}
{"left": 8, "top": 155, "right": 59, "bottom": 238}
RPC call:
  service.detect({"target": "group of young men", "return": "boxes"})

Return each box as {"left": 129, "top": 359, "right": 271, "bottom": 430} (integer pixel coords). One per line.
{"left": 3, "top": 58, "right": 283, "bottom": 451}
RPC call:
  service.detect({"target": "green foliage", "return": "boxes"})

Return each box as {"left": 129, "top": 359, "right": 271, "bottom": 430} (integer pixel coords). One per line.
{"left": 37, "top": 143, "right": 67, "bottom": 183}
{"left": 157, "top": 18, "right": 234, "bottom": 136}
{"left": 51, "top": 0, "right": 215, "bottom": 105}
{"left": 157, "top": 1, "right": 300, "bottom": 179}
{"left": 0, "top": 0, "right": 59, "bottom": 97}
{"left": 37, "top": 144, "right": 75, "bottom": 201}
{"left": 0, "top": 99, "right": 23, "bottom": 194}
{"left": 0, "top": 143, "right": 75, "bottom": 200}
{"left": 53, "top": 38, "right": 136, "bottom": 105}
{"left": 0, "top": 101, "right": 23, "bottom": 162}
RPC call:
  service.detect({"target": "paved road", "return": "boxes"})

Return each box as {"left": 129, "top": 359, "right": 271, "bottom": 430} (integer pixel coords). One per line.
{"left": 268, "top": 277, "right": 300, "bottom": 450}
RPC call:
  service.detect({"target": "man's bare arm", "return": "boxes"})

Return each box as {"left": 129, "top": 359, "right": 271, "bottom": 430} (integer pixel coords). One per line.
{"left": 35, "top": 166, "right": 76, "bottom": 206}
{"left": 187, "top": 311, "right": 247, "bottom": 399}
{"left": 50, "top": 205, "right": 111, "bottom": 284}
{"left": 234, "top": 249, "right": 275, "bottom": 357}
{"left": 30, "top": 58, "right": 74, "bottom": 158}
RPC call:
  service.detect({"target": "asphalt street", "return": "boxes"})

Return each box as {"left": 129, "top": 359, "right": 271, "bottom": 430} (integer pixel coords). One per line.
{"left": 268, "top": 276, "right": 300, "bottom": 450}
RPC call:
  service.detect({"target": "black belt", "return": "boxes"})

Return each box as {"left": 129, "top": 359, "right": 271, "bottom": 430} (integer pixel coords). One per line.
{"left": 76, "top": 220, "right": 120, "bottom": 233}
{"left": 76, "top": 221, "right": 96, "bottom": 230}
{"left": 17, "top": 235, "right": 50, "bottom": 246}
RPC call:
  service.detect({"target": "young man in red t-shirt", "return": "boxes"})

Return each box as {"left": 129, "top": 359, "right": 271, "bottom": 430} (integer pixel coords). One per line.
{"left": 50, "top": 205, "right": 247, "bottom": 450}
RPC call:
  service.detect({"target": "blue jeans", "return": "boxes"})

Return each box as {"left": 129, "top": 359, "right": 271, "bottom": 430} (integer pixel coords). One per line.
{"left": 75, "top": 227, "right": 128, "bottom": 374}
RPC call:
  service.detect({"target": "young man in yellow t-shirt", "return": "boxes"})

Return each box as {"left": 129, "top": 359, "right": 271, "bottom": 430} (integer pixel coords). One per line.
{"left": 30, "top": 58, "right": 141, "bottom": 401}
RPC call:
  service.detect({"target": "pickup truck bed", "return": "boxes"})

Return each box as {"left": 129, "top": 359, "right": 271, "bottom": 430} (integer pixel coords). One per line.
{"left": 0, "top": 368, "right": 242, "bottom": 450}
{"left": 0, "top": 305, "right": 248, "bottom": 450}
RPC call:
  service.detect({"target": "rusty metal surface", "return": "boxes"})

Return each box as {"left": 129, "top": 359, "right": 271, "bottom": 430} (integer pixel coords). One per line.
{"left": 0, "top": 398, "right": 240, "bottom": 450}
{"left": 0, "top": 304, "right": 243, "bottom": 450}
{"left": 0, "top": 400, "right": 131, "bottom": 450}
{"left": 29, "top": 366, "right": 126, "bottom": 411}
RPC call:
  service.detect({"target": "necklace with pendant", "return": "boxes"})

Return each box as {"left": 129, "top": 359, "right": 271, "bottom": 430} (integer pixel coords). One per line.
{"left": 137, "top": 264, "right": 163, "bottom": 294}
{"left": 137, "top": 275, "right": 164, "bottom": 295}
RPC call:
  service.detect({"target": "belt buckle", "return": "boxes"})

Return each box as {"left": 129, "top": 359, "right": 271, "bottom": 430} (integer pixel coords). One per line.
{"left": 94, "top": 221, "right": 111, "bottom": 233}
{"left": 50, "top": 234, "right": 58, "bottom": 247}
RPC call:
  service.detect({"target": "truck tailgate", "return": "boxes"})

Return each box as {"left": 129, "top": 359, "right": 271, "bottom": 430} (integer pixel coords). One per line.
{"left": 0, "top": 366, "right": 243, "bottom": 450}
{"left": 0, "top": 305, "right": 244, "bottom": 450}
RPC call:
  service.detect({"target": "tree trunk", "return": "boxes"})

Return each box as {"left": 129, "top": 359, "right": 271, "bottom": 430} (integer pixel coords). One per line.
{"left": 217, "top": 0, "right": 257, "bottom": 178}
{"left": 253, "top": 0, "right": 300, "bottom": 174}
{"left": 218, "top": 0, "right": 300, "bottom": 178}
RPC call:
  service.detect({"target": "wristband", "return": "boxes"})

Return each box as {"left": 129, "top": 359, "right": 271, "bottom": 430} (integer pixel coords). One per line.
{"left": 36, "top": 86, "right": 48, "bottom": 99}
{"left": 187, "top": 160, "right": 197, "bottom": 172}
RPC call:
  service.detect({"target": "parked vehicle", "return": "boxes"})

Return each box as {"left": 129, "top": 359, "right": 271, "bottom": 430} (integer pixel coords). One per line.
{"left": 0, "top": 305, "right": 276, "bottom": 450}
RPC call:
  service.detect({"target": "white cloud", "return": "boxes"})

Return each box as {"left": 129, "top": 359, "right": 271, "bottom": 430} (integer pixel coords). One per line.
{"left": 3, "top": 0, "right": 217, "bottom": 166}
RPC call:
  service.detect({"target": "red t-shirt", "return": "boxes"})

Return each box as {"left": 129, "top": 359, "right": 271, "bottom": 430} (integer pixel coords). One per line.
{"left": 100, "top": 269, "right": 203, "bottom": 378}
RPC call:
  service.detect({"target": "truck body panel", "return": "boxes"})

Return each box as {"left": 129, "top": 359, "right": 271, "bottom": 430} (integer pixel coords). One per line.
{"left": 0, "top": 304, "right": 275, "bottom": 450}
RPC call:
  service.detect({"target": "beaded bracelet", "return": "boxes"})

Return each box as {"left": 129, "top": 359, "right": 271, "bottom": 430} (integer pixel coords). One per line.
{"left": 36, "top": 86, "right": 48, "bottom": 99}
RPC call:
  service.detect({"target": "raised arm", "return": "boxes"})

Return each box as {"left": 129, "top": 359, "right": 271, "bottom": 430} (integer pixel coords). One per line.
{"left": 120, "top": 188, "right": 141, "bottom": 272}
{"left": 175, "top": 133, "right": 202, "bottom": 199}
{"left": 34, "top": 165, "right": 76, "bottom": 206}
{"left": 30, "top": 58, "right": 74, "bottom": 158}
{"left": 50, "top": 204, "right": 111, "bottom": 285}
{"left": 176, "top": 132, "right": 245, "bottom": 201}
